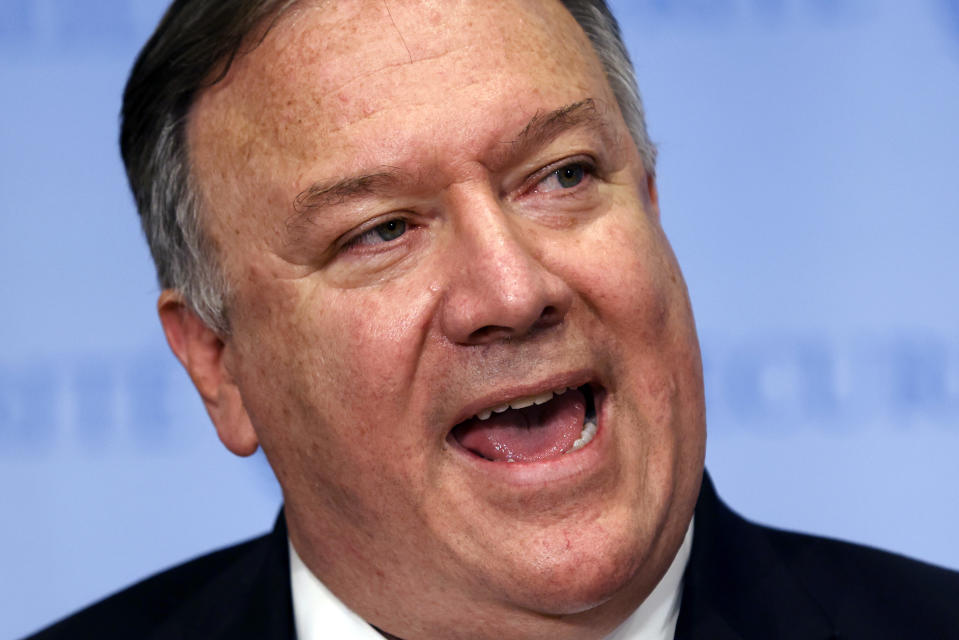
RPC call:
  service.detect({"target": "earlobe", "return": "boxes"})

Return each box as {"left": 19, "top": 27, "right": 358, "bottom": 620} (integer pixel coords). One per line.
{"left": 158, "top": 290, "right": 259, "bottom": 457}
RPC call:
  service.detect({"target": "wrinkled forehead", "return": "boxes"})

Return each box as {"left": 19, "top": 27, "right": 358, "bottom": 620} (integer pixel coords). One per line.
{"left": 187, "top": 0, "right": 601, "bottom": 167}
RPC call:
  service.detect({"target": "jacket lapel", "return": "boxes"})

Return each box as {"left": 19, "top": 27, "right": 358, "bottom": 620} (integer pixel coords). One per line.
{"left": 675, "top": 473, "right": 837, "bottom": 640}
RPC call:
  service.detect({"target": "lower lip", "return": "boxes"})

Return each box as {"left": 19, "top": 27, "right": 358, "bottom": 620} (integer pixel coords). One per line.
{"left": 446, "top": 388, "right": 610, "bottom": 488}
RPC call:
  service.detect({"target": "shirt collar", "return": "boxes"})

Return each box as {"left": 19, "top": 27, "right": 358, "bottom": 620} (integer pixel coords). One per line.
{"left": 604, "top": 517, "right": 694, "bottom": 640}
{"left": 289, "top": 518, "right": 693, "bottom": 640}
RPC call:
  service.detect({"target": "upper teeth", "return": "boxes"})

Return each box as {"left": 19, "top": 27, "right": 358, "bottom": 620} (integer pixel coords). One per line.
{"left": 474, "top": 387, "right": 572, "bottom": 421}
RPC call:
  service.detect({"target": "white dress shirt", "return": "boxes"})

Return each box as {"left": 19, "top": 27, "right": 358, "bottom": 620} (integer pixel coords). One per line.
{"left": 290, "top": 519, "right": 693, "bottom": 640}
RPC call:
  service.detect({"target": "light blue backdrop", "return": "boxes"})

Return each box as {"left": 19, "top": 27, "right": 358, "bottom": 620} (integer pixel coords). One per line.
{"left": 2, "top": 1, "right": 957, "bottom": 637}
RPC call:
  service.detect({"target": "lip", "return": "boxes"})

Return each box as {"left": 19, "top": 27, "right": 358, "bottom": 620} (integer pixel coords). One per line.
{"left": 445, "top": 381, "right": 610, "bottom": 489}
{"left": 449, "top": 369, "right": 599, "bottom": 427}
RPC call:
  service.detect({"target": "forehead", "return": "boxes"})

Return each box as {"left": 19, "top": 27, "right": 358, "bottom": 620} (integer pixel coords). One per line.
{"left": 188, "top": 0, "right": 613, "bottom": 230}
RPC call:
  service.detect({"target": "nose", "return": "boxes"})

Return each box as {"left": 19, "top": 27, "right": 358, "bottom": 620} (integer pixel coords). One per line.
{"left": 438, "top": 191, "right": 573, "bottom": 346}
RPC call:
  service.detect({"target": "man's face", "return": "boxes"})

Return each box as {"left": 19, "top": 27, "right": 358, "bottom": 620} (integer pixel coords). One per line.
{"left": 186, "top": 0, "right": 705, "bottom": 637}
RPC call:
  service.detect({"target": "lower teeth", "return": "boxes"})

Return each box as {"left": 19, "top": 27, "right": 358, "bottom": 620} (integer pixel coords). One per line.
{"left": 568, "top": 420, "right": 597, "bottom": 452}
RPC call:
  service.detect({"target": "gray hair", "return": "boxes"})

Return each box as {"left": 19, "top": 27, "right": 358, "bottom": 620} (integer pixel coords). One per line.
{"left": 120, "top": 0, "right": 656, "bottom": 335}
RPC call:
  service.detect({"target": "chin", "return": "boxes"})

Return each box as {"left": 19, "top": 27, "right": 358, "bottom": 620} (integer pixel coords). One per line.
{"left": 488, "top": 517, "right": 655, "bottom": 618}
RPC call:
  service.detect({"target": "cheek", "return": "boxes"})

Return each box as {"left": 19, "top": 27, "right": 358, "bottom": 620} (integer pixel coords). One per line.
{"left": 231, "top": 271, "right": 438, "bottom": 454}
{"left": 230, "top": 277, "right": 442, "bottom": 536}
{"left": 566, "top": 210, "right": 702, "bottom": 432}
{"left": 322, "top": 283, "right": 439, "bottom": 420}
{"left": 568, "top": 213, "right": 676, "bottom": 341}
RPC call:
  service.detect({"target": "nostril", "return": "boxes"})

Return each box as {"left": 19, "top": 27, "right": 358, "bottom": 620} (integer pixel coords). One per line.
{"left": 467, "top": 325, "right": 512, "bottom": 343}
{"left": 535, "top": 305, "right": 563, "bottom": 329}
{"left": 466, "top": 304, "right": 564, "bottom": 344}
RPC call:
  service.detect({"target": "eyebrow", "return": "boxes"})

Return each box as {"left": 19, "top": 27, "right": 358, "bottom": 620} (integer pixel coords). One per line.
{"left": 293, "top": 170, "right": 403, "bottom": 214}
{"left": 505, "top": 98, "right": 603, "bottom": 160}
{"left": 289, "top": 98, "right": 605, "bottom": 219}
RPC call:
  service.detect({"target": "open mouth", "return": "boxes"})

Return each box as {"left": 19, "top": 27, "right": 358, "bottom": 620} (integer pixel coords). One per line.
{"left": 449, "top": 385, "right": 599, "bottom": 463}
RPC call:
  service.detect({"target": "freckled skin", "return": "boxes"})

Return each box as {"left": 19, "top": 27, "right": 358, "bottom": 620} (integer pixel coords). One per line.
{"left": 179, "top": 1, "right": 706, "bottom": 639}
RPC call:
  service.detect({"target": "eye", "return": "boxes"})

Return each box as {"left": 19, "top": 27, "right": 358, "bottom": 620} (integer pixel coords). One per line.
{"left": 349, "top": 218, "right": 408, "bottom": 248}
{"left": 534, "top": 161, "right": 593, "bottom": 193}
{"left": 556, "top": 164, "right": 585, "bottom": 188}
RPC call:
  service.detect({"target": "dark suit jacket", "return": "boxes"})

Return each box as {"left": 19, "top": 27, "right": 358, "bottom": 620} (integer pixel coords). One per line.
{"left": 25, "top": 473, "right": 959, "bottom": 639}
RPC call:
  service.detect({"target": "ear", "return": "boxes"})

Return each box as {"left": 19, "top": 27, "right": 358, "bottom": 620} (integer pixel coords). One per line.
{"left": 645, "top": 171, "right": 660, "bottom": 216}
{"left": 158, "top": 290, "right": 259, "bottom": 457}
{"left": 646, "top": 173, "right": 659, "bottom": 207}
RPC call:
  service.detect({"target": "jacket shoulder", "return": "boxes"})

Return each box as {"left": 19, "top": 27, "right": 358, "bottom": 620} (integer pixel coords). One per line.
{"left": 23, "top": 527, "right": 291, "bottom": 640}
{"left": 678, "top": 473, "right": 959, "bottom": 640}
{"left": 765, "top": 525, "right": 959, "bottom": 636}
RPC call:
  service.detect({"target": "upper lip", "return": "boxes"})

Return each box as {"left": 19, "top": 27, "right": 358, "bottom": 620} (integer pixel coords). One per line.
{"left": 448, "top": 369, "right": 598, "bottom": 428}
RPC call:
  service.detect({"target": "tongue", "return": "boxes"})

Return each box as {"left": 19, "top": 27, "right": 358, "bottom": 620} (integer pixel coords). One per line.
{"left": 453, "top": 388, "right": 586, "bottom": 462}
